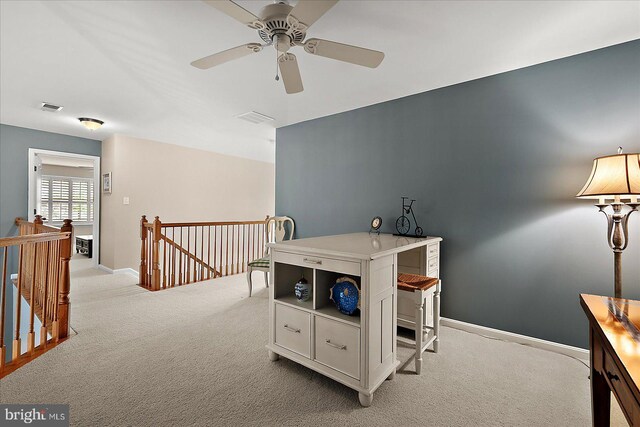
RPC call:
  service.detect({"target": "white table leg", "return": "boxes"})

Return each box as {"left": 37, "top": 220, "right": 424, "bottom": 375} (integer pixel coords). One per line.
{"left": 247, "top": 269, "right": 253, "bottom": 297}
{"left": 386, "top": 368, "right": 396, "bottom": 380}
{"left": 434, "top": 282, "right": 441, "bottom": 353}
{"left": 268, "top": 350, "right": 279, "bottom": 361}
{"left": 415, "top": 290, "right": 424, "bottom": 375}
{"left": 359, "top": 392, "right": 373, "bottom": 407}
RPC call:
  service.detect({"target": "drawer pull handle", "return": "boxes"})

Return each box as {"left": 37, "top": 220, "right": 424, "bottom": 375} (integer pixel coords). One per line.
{"left": 303, "top": 258, "right": 322, "bottom": 265}
{"left": 325, "top": 339, "right": 347, "bottom": 350}
{"left": 283, "top": 324, "right": 301, "bottom": 333}
{"left": 606, "top": 371, "right": 620, "bottom": 382}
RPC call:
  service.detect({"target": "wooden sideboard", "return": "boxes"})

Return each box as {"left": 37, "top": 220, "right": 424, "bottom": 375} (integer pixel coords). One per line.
{"left": 267, "top": 232, "right": 442, "bottom": 407}
{"left": 75, "top": 235, "right": 93, "bottom": 258}
{"left": 581, "top": 294, "right": 640, "bottom": 426}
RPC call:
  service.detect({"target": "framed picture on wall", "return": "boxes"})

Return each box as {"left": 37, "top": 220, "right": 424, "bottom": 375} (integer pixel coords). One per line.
{"left": 102, "top": 172, "right": 112, "bottom": 194}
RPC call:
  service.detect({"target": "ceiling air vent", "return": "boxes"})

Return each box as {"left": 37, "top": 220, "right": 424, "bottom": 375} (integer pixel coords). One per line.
{"left": 41, "top": 102, "right": 63, "bottom": 112}
{"left": 236, "top": 111, "right": 275, "bottom": 124}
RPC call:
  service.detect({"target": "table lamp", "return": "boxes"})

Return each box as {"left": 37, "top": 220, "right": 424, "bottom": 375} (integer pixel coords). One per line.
{"left": 577, "top": 147, "right": 640, "bottom": 298}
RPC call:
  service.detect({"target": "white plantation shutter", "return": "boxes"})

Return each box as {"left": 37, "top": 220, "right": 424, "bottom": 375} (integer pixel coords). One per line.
{"left": 40, "top": 178, "right": 50, "bottom": 219}
{"left": 40, "top": 176, "right": 94, "bottom": 223}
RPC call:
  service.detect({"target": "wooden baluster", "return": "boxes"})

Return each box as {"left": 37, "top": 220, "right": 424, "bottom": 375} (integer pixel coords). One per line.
{"left": 172, "top": 227, "right": 176, "bottom": 287}
{"left": 163, "top": 227, "right": 167, "bottom": 289}
{"left": 149, "top": 229, "right": 153, "bottom": 286}
{"left": 140, "top": 216, "right": 148, "bottom": 287}
{"left": 57, "top": 219, "right": 72, "bottom": 339}
{"left": 199, "top": 226, "right": 202, "bottom": 281}
{"left": 207, "top": 226, "right": 211, "bottom": 280}
{"left": 151, "top": 217, "right": 161, "bottom": 291}
{"left": 1, "top": 247, "right": 8, "bottom": 370}
{"left": 52, "top": 239, "right": 61, "bottom": 342}
{"left": 40, "top": 241, "right": 51, "bottom": 347}
{"left": 232, "top": 225, "right": 236, "bottom": 275}
{"left": 186, "top": 226, "right": 191, "bottom": 284}
{"left": 27, "top": 241, "right": 38, "bottom": 354}
{"left": 225, "top": 225, "right": 229, "bottom": 276}
{"left": 13, "top": 244, "right": 24, "bottom": 360}
{"left": 179, "top": 227, "right": 183, "bottom": 285}
{"left": 215, "top": 226, "right": 219, "bottom": 277}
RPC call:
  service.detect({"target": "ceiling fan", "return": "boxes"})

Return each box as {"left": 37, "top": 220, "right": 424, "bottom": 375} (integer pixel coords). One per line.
{"left": 191, "top": 0, "right": 385, "bottom": 94}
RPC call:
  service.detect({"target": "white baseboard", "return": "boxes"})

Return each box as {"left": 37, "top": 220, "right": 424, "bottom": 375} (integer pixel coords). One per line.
{"left": 97, "top": 264, "right": 113, "bottom": 274}
{"left": 441, "top": 317, "right": 589, "bottom": 362}
{"left": 114, "top": 268, "right": 139, "bottom": 279}
{"left": 97, "top": 264, "right": 139, "bottom": 280}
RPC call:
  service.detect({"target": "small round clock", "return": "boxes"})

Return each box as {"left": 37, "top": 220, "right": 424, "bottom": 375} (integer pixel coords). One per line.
{"left": 370, "top": 216, "right": 382, "bottom": 234}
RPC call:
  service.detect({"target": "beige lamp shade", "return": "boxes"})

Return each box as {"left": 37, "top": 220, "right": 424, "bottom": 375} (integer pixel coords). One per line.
{"left": 577, "top": 153, "right": 640, "bottom": 200}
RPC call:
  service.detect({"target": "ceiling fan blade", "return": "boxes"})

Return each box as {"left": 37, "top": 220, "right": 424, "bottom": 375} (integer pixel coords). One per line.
{"left": 278, "top": 53, "right": 304, "bottom": 94}
{"left": 203, "top": 0, "right": 263, "bottom": 29}
{"left": 191, "top": 43, "right": 262, "bottom": 69}
{"left": 304, "top": 38, "right": 384, "bottom": 68}
{"left": 288, "top": 0, "right": 338, "bottom": 29}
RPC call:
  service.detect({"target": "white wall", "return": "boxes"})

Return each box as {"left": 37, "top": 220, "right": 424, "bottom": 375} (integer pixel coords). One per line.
{"left": 100, "top": 135, "right": 275, "bottom": 271}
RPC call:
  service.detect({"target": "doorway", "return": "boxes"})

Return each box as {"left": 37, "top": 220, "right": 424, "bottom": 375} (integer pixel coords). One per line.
{"left": 28, "top": 148, "right": 101, "bottom": 268}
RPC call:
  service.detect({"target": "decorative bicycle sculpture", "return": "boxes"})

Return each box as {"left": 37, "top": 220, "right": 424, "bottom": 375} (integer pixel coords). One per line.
{"left": 395, "top": 197, "right": 424, "bottom": 237}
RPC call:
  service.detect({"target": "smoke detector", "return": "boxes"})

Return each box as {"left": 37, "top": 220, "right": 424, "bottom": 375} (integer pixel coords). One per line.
{"left": 40, "top": 102, "right": 63, "bottom": 112}
{"left": 236, "top": 111, "right": 275, "bottom": 124}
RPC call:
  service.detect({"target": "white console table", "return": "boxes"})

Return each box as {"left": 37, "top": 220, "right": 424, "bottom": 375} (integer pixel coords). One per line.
{"left": 266, "top": 232, "right": 442, "bottom": 406}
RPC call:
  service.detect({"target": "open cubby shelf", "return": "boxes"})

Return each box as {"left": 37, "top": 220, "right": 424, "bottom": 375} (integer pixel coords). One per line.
{"left": 273, "top": 262, "right": 362, "bottom": 325}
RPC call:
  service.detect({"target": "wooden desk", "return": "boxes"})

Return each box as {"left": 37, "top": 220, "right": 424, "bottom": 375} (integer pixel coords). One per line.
{"left": 581, "top": 294, "right": 640, "bottom": 426}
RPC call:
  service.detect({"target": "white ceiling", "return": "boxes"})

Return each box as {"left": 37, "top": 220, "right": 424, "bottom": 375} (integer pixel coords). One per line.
{"left": 1, "top": 1, "right": 639, "bottom": 163}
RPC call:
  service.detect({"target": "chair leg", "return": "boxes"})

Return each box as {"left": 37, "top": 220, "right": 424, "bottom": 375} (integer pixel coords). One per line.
{"left": 264, "top": 271, "right": 269, "bottom": 288}
{"left": 415, "top": 290, "right": 424, "bottom": 375}
{"left": 247, "top": 268, "right": 253, "bottom": 297}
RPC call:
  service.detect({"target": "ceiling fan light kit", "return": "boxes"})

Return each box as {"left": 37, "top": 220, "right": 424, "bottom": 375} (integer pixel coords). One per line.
{"left": 192, "top": 0, "right": 385, "bottom": 94}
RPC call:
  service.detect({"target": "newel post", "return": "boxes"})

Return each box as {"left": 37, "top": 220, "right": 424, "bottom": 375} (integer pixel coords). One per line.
{"left": 34, "top": 215, "right": 43, "bottom": 233}
{"left": 151, "top": 216, "right": 162, "bottom": 291}
{"left": 140, "top": 215, "right": 148, "bottom": 286}
{"left": 58, "top": 219, "right": 73, "bottom": 339}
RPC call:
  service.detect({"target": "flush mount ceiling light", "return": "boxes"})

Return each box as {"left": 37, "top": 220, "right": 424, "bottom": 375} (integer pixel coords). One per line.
{"left": 78, "top": 117, "right": 104, "bottom": 130}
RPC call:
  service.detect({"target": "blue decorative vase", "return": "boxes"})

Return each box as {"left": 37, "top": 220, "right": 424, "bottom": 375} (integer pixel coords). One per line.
{"left": 330, "top": 277, "right": 360, "bottom": 315}
{"left": 294, "top": 277, "right": 311, "bottom": 302}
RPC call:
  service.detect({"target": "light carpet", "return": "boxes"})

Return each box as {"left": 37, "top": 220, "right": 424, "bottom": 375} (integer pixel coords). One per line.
{"left": 0, "top": 259, "right": 623, "bottom": 426}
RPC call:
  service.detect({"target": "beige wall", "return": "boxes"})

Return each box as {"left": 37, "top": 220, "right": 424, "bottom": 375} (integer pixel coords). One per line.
{"left": 100, "top": 135, "right": 274, "bottom": 270}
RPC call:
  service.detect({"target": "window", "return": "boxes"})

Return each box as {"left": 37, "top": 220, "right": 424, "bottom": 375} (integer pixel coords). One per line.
{"left": 41, "top": 176, "right": 94, "bottom": 223}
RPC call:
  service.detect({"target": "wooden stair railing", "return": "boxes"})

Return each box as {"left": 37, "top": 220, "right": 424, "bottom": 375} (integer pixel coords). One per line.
{"left": 139, "top": 216, "right": 268, "bottom": 291}
{"left": 1, "top": 216, "right": 73, "bottom": 378}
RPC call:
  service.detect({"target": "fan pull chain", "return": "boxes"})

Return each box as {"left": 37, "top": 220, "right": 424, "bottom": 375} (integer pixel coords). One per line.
{"left": 275, "top": 51, "right": 280, "bottom": 82}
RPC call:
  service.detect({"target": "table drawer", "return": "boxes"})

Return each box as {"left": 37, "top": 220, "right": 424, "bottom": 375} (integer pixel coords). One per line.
{"left": 314, "top": 316, "right": 360, "bottom": 379}
{"left": 428, "top": 257, "right": 438, "bottom": 272}
{"left": 604, "top": 348, "right": 640, "bottom": 423}
{"left": 427, "top": 243, "right": 439, "bottom": 259}
{"left": 275, "top": 303, "right": 311, "bottom": 358}
{"left": 273, "top": 251, "right": 360, "bottom": 276}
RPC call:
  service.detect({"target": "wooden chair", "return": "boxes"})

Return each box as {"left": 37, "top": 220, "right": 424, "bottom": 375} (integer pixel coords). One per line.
{"left": 246, "top": 216, "right": 294, "bottom": 297}
{"left": 396, "top": 273, "right": 441, "bottom": 374}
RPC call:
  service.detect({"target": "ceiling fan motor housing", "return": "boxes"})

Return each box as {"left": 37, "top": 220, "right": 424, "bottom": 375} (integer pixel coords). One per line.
{"left": 257, "top": 2, "right": 306, "bottom": 48}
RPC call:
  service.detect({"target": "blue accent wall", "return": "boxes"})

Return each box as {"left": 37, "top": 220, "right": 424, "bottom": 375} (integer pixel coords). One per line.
{"left": 275, "top": 40, "right": 640, "bottom": 348}
{"left": 0, "top": 124, "right": 101, "bottom": 361}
